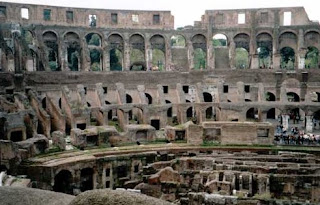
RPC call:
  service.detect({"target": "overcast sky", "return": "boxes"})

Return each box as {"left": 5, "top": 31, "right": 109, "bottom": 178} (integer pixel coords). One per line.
{"left": 4, "top": 0, "right": 320, "bottom": 27}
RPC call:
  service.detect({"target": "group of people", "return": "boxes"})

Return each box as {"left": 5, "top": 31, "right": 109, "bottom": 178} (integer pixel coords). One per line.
{"left": 274, "top": 125, "right": 320, "bottom": 145}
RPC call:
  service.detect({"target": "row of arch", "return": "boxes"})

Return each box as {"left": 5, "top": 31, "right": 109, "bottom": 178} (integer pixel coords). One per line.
{"left": 18, "top": 29, "right": 320, "bottom": 71}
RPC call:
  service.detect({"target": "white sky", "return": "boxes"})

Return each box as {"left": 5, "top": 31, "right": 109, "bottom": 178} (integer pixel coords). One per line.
{"left": 4, "top": 0, "right": 320, "bottom": 28}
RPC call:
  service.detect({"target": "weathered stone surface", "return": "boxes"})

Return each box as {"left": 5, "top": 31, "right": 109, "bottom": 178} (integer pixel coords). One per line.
{"left": 52, "top": 131, "right": 66, "bottom": 151}
{"left": 149, "top": 167, "right": 181, "bottom": 185}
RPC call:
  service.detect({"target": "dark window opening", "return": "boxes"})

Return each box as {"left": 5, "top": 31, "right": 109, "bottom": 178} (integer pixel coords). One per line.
{"left": 6, "top": 88, "right": 14, "bottom": 95}
{"left": 105, "top": 181, "right": 110, "bottom": 188}
{"left": 43, "top": 9, "right": 51, "bottom": 21}
{"left": 267, "top": 108, "right": 276, "bottom": 119}
{"left": 219, "top": 172, "right": 224, "bottom": 181}
{"left": 203, "top": 92, "right": 213, "bottom": 102}
{"left": 108, "top": 110, "right": 112, "bottom": 120}
{"left": 151, "top": 119, "right": 160, "bottom": 130}
{"left": 80, "top": 168, "right": 94, "bottom": 192}
{"left": 10, "top": 131, "right": 23, "bottom": 142}
{"left": 0, "top": 6, "right": 7, "bottom": 17}
{"left": 183, "top": 85, "right": 189, "bottom": 94}
{"left": 89, "top": 14, "right": 97, "bottom": 27}
{"left": 223, "top": 85, "right": 229, "bottom": 93}
{"left": 53, "top": 170, "right": 73, "bottom": 194}
{"left": 134, "top": 164, "right": 139, "bottom": 173}
{"left": 66, "top": 11, "right": 73, "bottom": 22}
{"left": 117, "top": 165, "right": 127, "bottom": 178}
{"left": 58, "top": 98, "right": 62, "bottom": 109}
{"left": 77, "top": 123, "right": 86, "bottom": 130}
{"left": 87, "top": 102, "right": 91, "bottom": 107}
{"left": 186, "top": 107, "right": 193, "bottom": 118}
{"left": 105, "top": 168, "right": 110, "bottom": 177}
{"left": 244, "top": 85, "right": 250, "bottom": 93}
{"left": 87, "top": 135, "right": 98, "bottom": 146}
{"left": 126, "top": 94, "right": 132, "bottom": 104}
{"left": 167, "top": 107, "right": 172, "bottom": 118}
{"left": 84, "top": 87, "right": 87, "bottom": 95}
{"left": 153, "top": 14, "right": 160, "bottom": 25}
{"left": 145, "top": 93, "right": 152, "bottom": 104}
{"left": 175, "top": 130, "right": 185, "bottom": 141}
{"left": 111, "top": 13, "right": 118, "bottom": 24}
{"left": 103, "top": 87, "right": 108, "bottom": 94}
{"left": 42, "top": 97, "right": 46, "bottom": 109}
{"left": 163, "top": 86, "right": 168, "bottom": 94}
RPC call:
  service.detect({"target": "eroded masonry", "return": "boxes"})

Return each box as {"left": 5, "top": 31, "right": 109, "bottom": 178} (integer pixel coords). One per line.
{"left": 0, "top": 2, "right": 320, "bottom": 205}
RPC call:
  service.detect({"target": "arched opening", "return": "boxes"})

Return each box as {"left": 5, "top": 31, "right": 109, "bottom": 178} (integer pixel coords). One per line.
{"left": 0, "top": 117, "right": 6, "bottom": 140}
{"left": 150, "top": 35, "right": 166, "bottom": 71}
{"left": 151, "top": 49, "right": 165, "bottom": 71}
{"left": 80, "top": 168, "right": 94, "bottom": 192}
{"left": 246, "top": 108, "right": 258, "bottom": 120}
{"left": 171, "top": 35, "right": 186, "bottom": 47}
{"left": 108, "top": 34, "right": 124, "bottom": 71}
{"left": 203, "top": 92, "right": 213, "bottom": 102}
{"left": 314, "top": 110, "right": 320, "bottom": 122}
{"left": 280, "top": 47, "right": 295, "bottom": 70}
{"left": 130, "top": 49, "right": 145, "bottom": 71}
{"left": 110, "top": 48, "right": 123, "bottom": 71}
{"left": 206, "top": 107, "right": 214, "bottom": 119}
{"left": 53, "top": 170, "right": 73, "bottom": 194}
{"left": 64, "top": 32, "right": 80, "bottom": 71}
{"left": 166, "top": 100, "right": 172, "bottom": 118}
{"left": 235, "top": 48, "right": 249, "bottom": 69}
{"left": 256, "top": 33, "right": 273, "bottom": 69}
{"left": 287, "top": 92, "right": 300, "bottom": 102}
{"left": 192, "top": 34, "right": 207, "bottom": 70}
{"left": 126, "top": 94, "right": 133, "bottom": 104}
{"left": 130, "top": 34, "right": 145, "bottom": 71}
{"left": 42, "top": 97, "right": 46, "bottom": 109}
{"left": 58, "top": 98, "right": 62, "bottom": 109}
{"left": 194, "top": 48, "right": 206, "bottom": 69}
{"left": 43, "top": 31, "right": 59, "bottom": 71}
{"left": 151, "top": 119, "right": 160, "bottom": 130}
{"left": 266, "top": 92, "right": 276, "bottom": 101}
{"left": 86, "top": 33, "right": 101, "bottom": 46}
{"left": 267, "top": 108, "right": 276, "bottom": 119}
{"left": 234, "top": 33, "right": 250, "bottom": 69}
{"left": 245, "top": 99, "right": 252, "bottom": 102}
{"left": 186, "top": 107, "right": 193, "bottom": 119}
{"left": 89, "top": 49, "right": 102, "bottom": 71}
{"left": 145, "top": 93, "right": 152, "bottom": 104}
{"left": 305, "top": 46, "right": 319, "bottom": 69}
{"left": 23, "top": 30, "right": 34, "bottom": 45}
{"left": 212, "top": 34, "right": 227, "bottom": 47}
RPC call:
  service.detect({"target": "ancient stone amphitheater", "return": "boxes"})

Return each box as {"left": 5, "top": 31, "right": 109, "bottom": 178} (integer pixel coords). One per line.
{"left": 0, "top": 2, "right": 320, "bottom": 205}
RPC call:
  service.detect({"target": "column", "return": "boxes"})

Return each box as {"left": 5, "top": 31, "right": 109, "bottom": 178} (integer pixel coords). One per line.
{"left": 297, "top": 29, "right": 305, "bottom": 70}
{"left": 187, "top": 39, "right": 194, "bottom": 70}
{"left": 145, "top": 34, "right": 151, "bottom": 71}
{"left": 165, "top": 34, "right": 172, "bottom": 71}
{"left": 123, "top": 36, "right": 130, "bottom": 71}
{"left": 305, "top": 115, "right": 313, "bottom": 132}
{"left": 282, "top": 114, "right": 289, "bottom": 131}
{"left": 229, "top": 38, "right": 236, "bottom": 69}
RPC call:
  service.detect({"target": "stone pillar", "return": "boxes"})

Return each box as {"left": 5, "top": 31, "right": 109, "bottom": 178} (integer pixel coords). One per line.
{"left": 123, "top": 37, "right": 130, "bottom": 71}
{"left": 297, "top": 29, "right": 305, "bottom": 70}
{"left": 280, "top": 84, "right": 287, "bottom": 102}
{"left": 251, "top": 54, "right": 260, "bottom": 69}
{"left": 282, "top": 114, "right": 289, "bottom": 131}
{"left": 145, "top": 34, "right": 151, "bottom": 71}
{"left": 237, "top": 81, "right": 245, "bottom": 102}
{"left": 207, "top": 38, "right": 214, "bottom": 70}
{"left": 165, "top": 35, "right": 172, "bottom": 71}
{"left": 258, "top": 83, "right": 265, "bottom": 102}
{"left": 104, "top": 48, "right": 110, "bottom": 71}
{"left": 229, "top": 39, "right": 236, "bottom": 69}
{"left": 305, "top": 115, "right": 313, "bottom": 132}
{"left": 298, "top": 48, "right": 307, "bottom": 70}
{"left": 187, "top": 39, "right": 194, "bottom": 70}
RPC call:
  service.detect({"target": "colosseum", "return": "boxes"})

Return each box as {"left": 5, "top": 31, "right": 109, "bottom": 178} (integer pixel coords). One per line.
{"left": 0, "top": 1, "right": 320, "bottom": 205}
